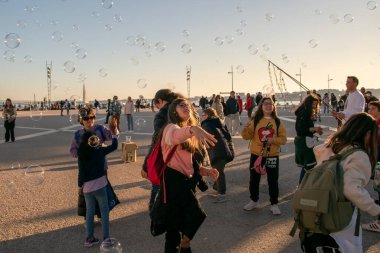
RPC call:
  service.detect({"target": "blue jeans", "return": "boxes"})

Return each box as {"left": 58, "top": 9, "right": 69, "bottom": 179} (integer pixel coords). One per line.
{"left": 84, "top": 186, "right": 110, "bottom": 239}
{"left": 126, "top": 114, "right": 133, "bottom": 131}
{"left": 149, "top": 184, "right": 160, "bottom": 212}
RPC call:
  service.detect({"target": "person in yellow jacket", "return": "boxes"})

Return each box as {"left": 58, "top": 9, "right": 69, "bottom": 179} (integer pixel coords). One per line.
{"left": 241, "top": 97, "right": 287, "bottom": 215}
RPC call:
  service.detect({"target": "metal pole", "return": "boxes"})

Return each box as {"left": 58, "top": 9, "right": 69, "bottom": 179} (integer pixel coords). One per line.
{"left": 328, "top": 75, "right": 333, "bottom": 97}
{"left": 228, "top": 65, "right": 234, "bottom": 91}
{"left": 296, "top": 68, "right": 302, "bottom": 103}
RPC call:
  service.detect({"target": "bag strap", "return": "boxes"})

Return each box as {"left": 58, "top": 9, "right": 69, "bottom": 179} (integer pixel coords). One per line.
{"left": 162, "top": 145, "right": 177, "bottom": 204}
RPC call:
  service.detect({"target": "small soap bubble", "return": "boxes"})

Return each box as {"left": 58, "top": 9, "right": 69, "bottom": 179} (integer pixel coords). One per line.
{"left": 315, "top": 9, "right": 322, "bottom": 15}
{"left": 50, "top": 19, "right": 59, "bottom": 26}
{"left": 181, "top": 43, "right": 192, "bottom": 54}
{"left": 329, "top": 14, "right": 340, "bottom": 24}
{"left": 11, "top": 162, "right": 21, "bottom": 170}
{"left": 63, "top": 61, "right": 75, "bottom": 73}
{"left": 4, "top": 33, "right": 21, "bottom": 49}
{"left": 262, "top": 44, "right": 270, "bottom": 52}
{"left": 225, "top": 35, "right": 234, "bottom": 44}
{"left": 236, "top": 6, "right": 243, "bottom": 13}
{"left": 167, "top": 82, "right": 176, "bottom": 90}
{"left": 182, "top": 30, "right": 190, "bottom": 37}
{"left": 135, "top": 118, "right": 147, "bottom": 128}
{"left": 367, "top": 1, "right": 377, "bottom": 10}
{"left": 235, "top": 28, "right": 243, "bottom": 36}
{"left": 126, "top": 36, "right": 135, "bottom": 46}
{"left": 16, "top": 20, "right": 27, "bottom": 29}
{"left": 25, "top": 165, "right": 45, "bottom": 186}
{"left": 113, "top": 14, "right": 123, "bottom": 23}
{"left": 99, "top": 68, "right": 108, "bottom": 77}
{"left": 71, "top": 42, "right": 79, "bottom": 49}
{"left": 265, "top": 13, "right": 274, "bottom": 22}
{"left": 236, "top": 65, "right": 245, "bottom": 74}
{"left": 105, "top": 24, "right": 113, "bottom": 31}
{"left": 24, "top": 55, "right": 32, "bottom": 63}
{"left": 29, "top": 109, "right": 43, "bottom": 121}
{"left": 248, "top": 44, "right": 259, "bottom": 55}
{"left": 155, "top": 41, "right": 166, "bottom": 52}
{"left": 343, "top": 14, "right": 354, "bottom": 23}
{"left": 102, "top": 0, "right": 113, "bottom": 9}
{"left": 91, "top": 11, "right": 100, "bottom": 18}
{"left": 3, "top": 50, "right": 15, "bottom": 62}
{"left": 214, "top": 37, "right": 224, "bottom": 46}
{"left": 99, "top": 238, "right": 122, "bottom": 253}
{"left": 51, "top": 31, "right": 63, "bottom": 42}
{"left": 240, "top": 20, "right": 247, "bottom": 27}
{"left": 301, "top": 62, "right": 308, "bottom": 68}
{"left": 75, "top": 48, "right": 87, "bottom": 59}
{"left": 309, "top": 39, "right": 318, "bottom": 48}
{"left": 143, "top": 41, "right": 151, "bottom": 50}
{"left": 137, "top": 79, "right": 148, "bottom": 89}
{"left": 130, "top": 56, "right": 139, "bottom": 65}
{"left": 4, "top": 180, "right": 17, "bottom": 194}
{"left": 135, "top": 35, "right": 145, "bottom": 47}
{"left": 78, "top": 73, "right": 87, "bottom": 82}
{"left": 72, "top": 24, "right": 79, "bottom": 31}
{"left": 145, "top": 51, "right": 152, "bottom": 57}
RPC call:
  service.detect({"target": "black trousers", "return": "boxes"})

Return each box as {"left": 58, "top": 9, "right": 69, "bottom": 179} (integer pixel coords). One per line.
{"left": 249, "top": 154, "right": 279, "bottom": 205}
{"left": 4, "top": 120, "right": 15, "bottom": 142}
{"left": 302, "top": 233, "right": 341, "bottom": 253}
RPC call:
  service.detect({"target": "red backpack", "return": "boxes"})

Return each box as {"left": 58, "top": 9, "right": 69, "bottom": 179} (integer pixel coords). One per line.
{"left": 146, "top": 138, "right": 177, "bottom": 186}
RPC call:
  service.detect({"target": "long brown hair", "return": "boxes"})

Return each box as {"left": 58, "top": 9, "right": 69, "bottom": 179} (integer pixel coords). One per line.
{"left": 252, "top": 97, "right": 279, "bottom": 131}
{"left": 5, "top": 98, "right": 14, "bottom": 109}
{"left": 294, "top": 93, "right": 319, "bottom": 119}
{"left": 326, "top": 112, "right": 378, "bottom": 168}
{"left": 167, "top": 98, "right": 200, "bottom": 153}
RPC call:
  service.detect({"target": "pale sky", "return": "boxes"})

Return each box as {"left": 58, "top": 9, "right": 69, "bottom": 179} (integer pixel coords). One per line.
{"left": 0, "top": 0, "right": 379, "bottom": 102}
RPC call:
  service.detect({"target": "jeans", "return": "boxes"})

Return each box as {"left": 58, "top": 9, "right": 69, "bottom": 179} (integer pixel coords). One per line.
{"left": 4, "top": 120, "right": 15, "bottom": 142}
{"left": 126, "top": 114, "right": 133, "bottom": 131}
{"left": 249, "top": 154, "right": 279, "bottom": 205}
{"left": 225, "top": 113, "right": 240, "bottom": 135}
{"left": 149, "top": 184, "right": 160, "bottom": 212}
{"left": 84, "top": 186, "right": 110, "bottom": 239}
{"left": 212, "top": 160, "right": 227, "bottom": 194}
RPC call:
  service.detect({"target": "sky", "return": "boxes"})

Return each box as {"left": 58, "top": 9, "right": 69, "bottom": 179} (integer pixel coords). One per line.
{"left": 0, "top": 0, "right": 379, "bottom": 102}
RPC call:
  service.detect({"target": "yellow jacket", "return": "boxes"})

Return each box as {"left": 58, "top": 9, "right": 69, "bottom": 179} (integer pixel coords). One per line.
{"left": 241, "top": 117, "right": 287, "bottom": 156}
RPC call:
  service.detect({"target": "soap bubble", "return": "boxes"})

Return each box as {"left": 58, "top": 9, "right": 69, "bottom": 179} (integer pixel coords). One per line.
{"left": 314, "top": 9, "right": 322, "bottom": 15}
{"left": 236, "top": 65, "right": 245, "bottom": 74}
{"left": 130, "top": 56, "right": 139, "bottom": 65}
{"left": 102, "top": 0, "right": 113, "bottom": 9}
{"left": 248, "top": 44, "right": 259, "bottom": 55}
{"left": 126, "top": 36, "right": 135, "bottom": 46}
{"left": 235, "top": 28, "right": 243, "bottom": 36}
{"left": 182, "top": 30, "right": 190, "bottom": 37}
{"left": 30, "top": 107, "right": 43, "bottom": 121}
{"left": 25, "top": 165, "right": 45, "bottom": 186}
{"left": 16, "top": 20, "right": 27, "bottom": 29}
{"left": 78, "top": 73, "right": 87, "bottom": 82}
{"left": 155, "top": 41, "right": 166, "bottom": 52}
{"left": 75, "top": 48, "right": 87, "bottom": 59}
{"left": 24, "top": 55, "right": 32, "bottom": 63}
{"left": 167, "top": 82, "right": 176, "bottom": 90}
{"left": 91, "top": 11, "right": 100, "bottom": 18}
{"left": 50, "top": 19, "right": 59, "bottom": 26}
{"left": 329, "top": 14, "right": 340, "bottom": 24}
{"left": 260, "top": 54, "right": 268, "bottom": 62}
{"left": 308, "top": 39, "right": 318, "bottom": 48}
{"left": 240, "top": 20, "right": 247, "bottom": 27}
{"left": 113, "top": 14, "right": 123, "bottom": 23}
{"left": 52, "top": 81, "right": 59, "bottom": 90}
{"left": 3, "top": 50, "right": 15, "bottom": 62}
{"left": 263, "top": 84, "right": 275, "bottom": 96}
{"left": 99, "top": 68, "right": 108, "bottom": 77}
{"left": 99, "top": 238, "right": 122, "bottom": 253}
{"left": 71, "top": 42, "right": 79, "bottom": 49}
{"left": 367, "top": 1, "right": 377, "bottom": 10}
{"left": 137, "top": 79, "right": 147, "bottom": 89}
{"left": 72, "top": 24, "right": 79, "bottom": 31}
{"left": 135, "top": 35, "right": 145, "bottom": 47}
{"left": 4, "top": 180, "right": 17, "bottom": 194}
{"left": 282, "top": 54, "right": 289, "bottom": 64}
{"left": 262, "top": 44, "right": 270, "bottom": 52}
{"left": 135, "top": 118, "right": 147, "bottom": 128}
{"left": 225, "top": 35, "right": 234, "bottom": 44}
{"left": 265, "top": 13, "right": 274, "bottom": 22}
{"left": 51, "top": 31, "right": 63, "bottom": 42}
{"left": 63, "top": 61, "right": 75, "bottom": 73}
{"left": 105, "top": 24, "right": 113, "bottom": 31}
{"left": 214, "top": 37, "right": 224, "bottom": 46}
{"left": 181, "top": 43, "right": 192, "bottom": 54}
{"left": 11, "top": 162, "right": 21, "bottom": 170}
{"left": 343, "top": 14, "right": 354, "bottom": 23}
{"left": 4, "top": 33, "right": 21, "bottom": 49}
{"left": 236, "top": 6, "right": 243, "bottom": 13}
{"left": 301, "top": 62, "right": 308, "bottom": 68}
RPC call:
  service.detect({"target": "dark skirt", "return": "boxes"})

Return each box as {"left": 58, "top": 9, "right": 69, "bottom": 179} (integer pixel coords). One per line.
{"left": 163, "top": 167, "right": 206, "bottom": 240}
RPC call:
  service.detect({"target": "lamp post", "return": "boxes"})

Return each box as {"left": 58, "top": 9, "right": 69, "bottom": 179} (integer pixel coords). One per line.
{"left": 328, "top": 75, "right": 333, "bottom": 97}
{"left": 228, "top": 65, "right": 234, "bottom": 91}
{"left": 296, "top": 68, "right": 302, "bottom": 103}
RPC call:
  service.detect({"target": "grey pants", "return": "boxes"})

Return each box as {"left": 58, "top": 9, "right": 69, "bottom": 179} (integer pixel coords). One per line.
{"left": 212, "top": 159, "right": 227, "bottom": 194}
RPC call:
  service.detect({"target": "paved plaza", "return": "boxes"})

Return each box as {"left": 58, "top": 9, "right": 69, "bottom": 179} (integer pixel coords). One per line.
{"left": 0, "top": 109, "right": 379, "bottom": 253}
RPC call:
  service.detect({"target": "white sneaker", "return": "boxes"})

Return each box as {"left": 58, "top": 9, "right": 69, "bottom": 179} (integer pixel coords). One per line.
{"left": 270, "top": 204, "right": 281, "bottom": 215}
{"left": 213, "top": 194, "right": 227, "bottom": 203}
{"left": 243, "top": 200, "right": 258, "bottom": 211}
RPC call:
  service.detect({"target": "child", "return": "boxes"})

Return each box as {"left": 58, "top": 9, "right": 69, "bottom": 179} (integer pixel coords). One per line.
{"left": 241, "top": 97, "right": 287, "bottom": 215}
{"left": 77, "top": 125, "right": 119, "bottom": 248}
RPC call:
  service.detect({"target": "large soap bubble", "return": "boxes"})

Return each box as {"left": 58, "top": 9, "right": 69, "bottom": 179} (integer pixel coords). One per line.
{"left": 64, "top": 61, "right": 75, "bottom": 73}
{"left": 367, "top": 1, "right": 377, "bottom": 10}
{"left": 99, "top": 238, "right": 122, "bottom": 253}
{"left": 4, "top": 33, "right": 21, "bottom": 49}
{"left": 25, "top": 165, "right": 45, "bottom": 186}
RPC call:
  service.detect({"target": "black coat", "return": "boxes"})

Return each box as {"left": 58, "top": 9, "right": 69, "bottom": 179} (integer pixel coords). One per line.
{"left": 201, "top": 117, "right": 234, "bottom": 165}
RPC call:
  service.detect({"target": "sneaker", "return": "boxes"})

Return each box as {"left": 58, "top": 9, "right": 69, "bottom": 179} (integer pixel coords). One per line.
{"left": 270, "top": 204, "right": 281, "bottom": 215}
{"left": 213, "top": 194, "right": 227, "bottom": 203}
{"left": 101, "top": 238, "right": 112, "bottom": 247}
{"left": 84, "top": 237, "right": 100, "bottom": 248}
{"left": 243, "top": 200, "right": 258, "bottom": 211}
{"left": 362, "top": 221, "right": 380, "bottom": 233}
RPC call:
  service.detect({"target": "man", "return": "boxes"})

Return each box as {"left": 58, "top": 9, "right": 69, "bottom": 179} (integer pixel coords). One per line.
{"left": 105, "top": 99, "right": 111, "bottom": 124}
{"left": 255, "top": 92, "right": 263, "bottom": 106}
{"left": 225, "top": 91, "right": 240, "bottom": 135}
{"left": 364, "top": 91, "right": 379, "bottom": 112}
{"left": 60, "top": 100, "right": 65, "bottom": 116}
{"left": 209, "top": 94, "right": 216, "bottom": 107}
{"left": 360, "top": 86, "right": 366, "bottom": 95}
{"left": 245, "top": 93, "right": 254, "bottom": 118}
{"left": 65, "top": 99, "right": 70, "bottom": 115}
{"left": 331, "top": 76, "right": 365, "bottom": 123}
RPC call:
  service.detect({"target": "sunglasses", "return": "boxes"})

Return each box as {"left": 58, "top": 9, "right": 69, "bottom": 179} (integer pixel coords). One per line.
{"left": 82, "top": 116, "right": 96, "bottom": 121}
{"left": 177, "top": 103, "right": 190, "bottom": 108}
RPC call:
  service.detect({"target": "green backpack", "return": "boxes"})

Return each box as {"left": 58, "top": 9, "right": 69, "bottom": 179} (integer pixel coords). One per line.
{"left": 289, "top": 147, "right": 362, "bottom": 240}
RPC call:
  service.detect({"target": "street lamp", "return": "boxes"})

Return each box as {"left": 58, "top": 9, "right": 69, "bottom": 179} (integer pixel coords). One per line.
{"left": 228, "top": 65, "right": 234, "bottom": 91}
{"left": 296, "top": 68, "right": 302, "bottom": 103}
{"left": 328, "top": 75, "right": 333, "bottom": 97}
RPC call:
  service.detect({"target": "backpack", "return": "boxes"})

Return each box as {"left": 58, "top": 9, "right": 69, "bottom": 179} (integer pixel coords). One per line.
{"left": 289, "top": 147, "right": 362, "bottom": 240}
{"left": 146, "top": 137, "right": 176, "bottom": 186}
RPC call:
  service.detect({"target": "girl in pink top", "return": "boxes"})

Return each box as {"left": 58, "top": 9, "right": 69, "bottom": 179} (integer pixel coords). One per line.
{"left": 159, "top": 98, "right": 218, "bottom": 253}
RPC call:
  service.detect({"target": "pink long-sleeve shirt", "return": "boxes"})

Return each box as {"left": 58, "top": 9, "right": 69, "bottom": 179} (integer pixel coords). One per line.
{"left": 161, "top": 124, "right": 195, "bottom": 178}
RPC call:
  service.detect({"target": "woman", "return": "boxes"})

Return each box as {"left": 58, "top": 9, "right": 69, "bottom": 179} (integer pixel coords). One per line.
{"left": 241, "top": 97, "right": 287, "bottom": 215}
{"left": 304, "top": 113, "right": 380, "bottom": 252}
{"left": 330, "top": 93, "right": 338, "bottom": 111}
{"left": 2, "top": 98, "right": 17, "bottom": 142}
{"left": 160, "top": 98, "right": 218, "bottom": 253}
{"left": 322, "top": 93, "right": 330, "bottom": 115}
{"left": 201, "top": 108, "right": 234, "bottom": 203}
{"left": 124, "top": 96, "right": 134, "bottom": 132}
{"left": 78, "top": 125, "right": 119, "bottom": 248}
{"left": 141, "top": 89, "right": 184, "bottom": 212}
{"left": 211, "top": 95, "right": 225, "bottom": 123}
{"left": 294, "top": 94, "right": 323, "bottom": 184}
